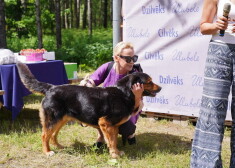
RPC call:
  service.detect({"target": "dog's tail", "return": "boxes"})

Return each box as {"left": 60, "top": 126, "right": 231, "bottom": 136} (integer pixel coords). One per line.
{"left": 16, "top": 62, "right": 53, "bottom": 95}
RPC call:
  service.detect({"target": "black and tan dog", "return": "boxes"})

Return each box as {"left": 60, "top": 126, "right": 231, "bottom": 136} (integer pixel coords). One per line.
{"left": 16, "top": 62, "right": 161, "bottom": 158}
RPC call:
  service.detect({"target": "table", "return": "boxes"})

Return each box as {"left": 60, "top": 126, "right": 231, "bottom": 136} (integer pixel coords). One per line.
{"left": 0, "top": 60, "right": 69, "bottom": 120}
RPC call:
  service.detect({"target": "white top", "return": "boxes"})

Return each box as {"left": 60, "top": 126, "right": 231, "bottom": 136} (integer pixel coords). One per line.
{"left": 212, "top": 0, "right": 235, "bottom": 44}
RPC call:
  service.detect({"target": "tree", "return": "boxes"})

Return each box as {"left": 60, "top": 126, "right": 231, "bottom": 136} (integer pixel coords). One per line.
{"left": 82, "top": 0, "right": 87, "bottom": 29}
{"left": 0, "top": 0, "right": 7, "bottom": 48}
{"left": 65, "top": 0, "right": 69, "bottom": 28}
{"left": 48, "top": 0, "right": 55, "bottom": 34}
{"left": 61, "top": 0, "right": 65, "bottom": 28}
{"left": 2, "top": 0, "right": 113, "bottom": 42}
{"left": 87, "top": 0, "right": 92, "bottom": 36}
{"left": 21, "top": 0, "right": 28, "bottom": 11}
{"left": 70, "top": 0, "right": 73, "bottom": 28}
{"left": 55, "top": 0, "right": 62, "bottom": 49}
{"left": 35, "top": 0, "right": 43, "bottom": 48}
{"left": 74, "top": 0, "right": 80, "bottom": 28}
{"left": 103, "top": 0, "right": 108, "bottom": 28}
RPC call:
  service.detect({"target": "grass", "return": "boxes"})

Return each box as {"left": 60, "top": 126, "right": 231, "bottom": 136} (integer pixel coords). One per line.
{"left": 0, "top": 94, "right": 232, "bottom": 168}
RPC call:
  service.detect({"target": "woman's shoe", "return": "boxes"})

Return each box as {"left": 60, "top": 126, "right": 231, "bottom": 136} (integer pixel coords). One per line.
{"left": 93, "top": 142, "right": 104, "bottom": 148}
{"left": 122, "top": 136, "right": 127, "bottom": 146}
{"left": 127, "top": 136, "right": 136, "bottom": 145}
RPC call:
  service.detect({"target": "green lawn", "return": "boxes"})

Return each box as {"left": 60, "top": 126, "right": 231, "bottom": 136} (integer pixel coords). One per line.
{"left": 0, "top": 94, "right": 231, "bottom": 168}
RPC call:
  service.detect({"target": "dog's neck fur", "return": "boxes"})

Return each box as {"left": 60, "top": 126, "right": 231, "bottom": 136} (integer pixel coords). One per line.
{"left": 116, "top": 85, "right": 143, "bottom": 116}
{"left": 116, "top": 85, "right": 134, "bottom": 100}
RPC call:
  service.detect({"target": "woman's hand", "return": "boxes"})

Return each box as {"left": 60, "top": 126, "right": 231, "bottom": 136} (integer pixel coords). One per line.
{"left": 215, "top": 16, "right": 228, "bottom": 31}
{"left": 131, "top": 83, "right": 144, "bottom": 99}
{"left": 200, "top": 0, "right": 227, "bottom": 35}
{"left": 131, "top": 83, "right": 144, "bottom": 114}
{"left": 230, "top": 18, "right": 235, "bottom": 33}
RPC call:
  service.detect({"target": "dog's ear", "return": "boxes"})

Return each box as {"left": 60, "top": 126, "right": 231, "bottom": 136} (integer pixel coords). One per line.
{"left": 130, "top": 77, "right": 143, "bottom": 87}
{"left": 116, "top": 74, "right": 135, "bottom": 89}
{"left": 127, "top": 75, "right": 143, "bottom": 88}
{"left": 135, "top": 78, "right": 143, "bottom": 84}
{"left": 116, "top": 73, "right": 145, "bottom": 90}
{"left": 132, "top": 72, "right": 145, "bottom": 85}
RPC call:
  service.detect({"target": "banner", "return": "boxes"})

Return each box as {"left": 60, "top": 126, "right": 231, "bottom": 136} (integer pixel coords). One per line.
{"left": 122, "top": 0, "right": 232, "bottom": 120}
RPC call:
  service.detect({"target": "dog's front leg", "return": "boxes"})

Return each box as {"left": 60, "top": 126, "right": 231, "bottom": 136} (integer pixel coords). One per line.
{"left": 98, "top": 117, "right": 124, "bottom": 158}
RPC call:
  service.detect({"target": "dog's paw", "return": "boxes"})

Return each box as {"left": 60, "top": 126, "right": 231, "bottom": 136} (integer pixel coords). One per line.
{"left": 119, "top": 151, "right": 125, "bottom": 156}
{"left": 110, "top": 151, "right": 125, "bottom": 159}
{"left": 111, "top": 153, "right": 120, "bottom": 159}
{"left": 46, "top": 151, "right": 55, "bottom": 157}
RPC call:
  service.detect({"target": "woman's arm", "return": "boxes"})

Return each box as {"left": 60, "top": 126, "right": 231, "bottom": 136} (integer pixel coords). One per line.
{"left": 89, "top": 62, "right": 111, "bottom": 86}
{"left": 80, "top": 62, "right": 111, "bottom": 87}
{"left": 200, "top": 0, "right": 228, "bottom": 35}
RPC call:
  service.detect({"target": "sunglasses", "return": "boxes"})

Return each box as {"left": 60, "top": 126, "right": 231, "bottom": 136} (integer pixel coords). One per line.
{"left": 118, "top": 55, "right": 138, "bottom": 63}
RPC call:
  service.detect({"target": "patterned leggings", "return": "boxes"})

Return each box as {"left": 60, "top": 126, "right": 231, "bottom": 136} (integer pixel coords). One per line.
{"left": 191, "top": 41, "right": 235, "bottom": 168}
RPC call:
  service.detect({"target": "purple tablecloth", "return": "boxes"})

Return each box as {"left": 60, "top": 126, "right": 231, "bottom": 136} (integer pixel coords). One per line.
{"left": 0, "top": 60, "right": 69, "bottom": 120}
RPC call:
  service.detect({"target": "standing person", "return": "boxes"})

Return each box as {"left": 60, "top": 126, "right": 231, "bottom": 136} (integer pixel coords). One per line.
{"left": 191, "top": 0, "right": 235, "bottom": 167}
{"left": 80, "top": 41, "right": 144, "bottom": 147}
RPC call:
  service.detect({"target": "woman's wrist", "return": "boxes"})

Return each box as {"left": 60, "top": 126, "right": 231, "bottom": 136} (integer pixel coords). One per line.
{"left": 135, "top": 95, "right": 142, "bottom": 101}
{"left": 200, "top": 22, "right": 219, "bottom": 35}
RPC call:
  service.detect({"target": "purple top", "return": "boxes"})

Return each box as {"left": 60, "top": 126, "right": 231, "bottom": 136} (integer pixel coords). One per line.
{"left": 90, "top": 62, "right": 126, "bottom": 87}
{"left": 90, "top": 62, "right": 140, "bottom": 124}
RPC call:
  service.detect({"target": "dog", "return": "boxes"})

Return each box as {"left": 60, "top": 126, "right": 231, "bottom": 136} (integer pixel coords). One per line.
{"left": 16, "top": 62, "right": 161, "bottom": 158}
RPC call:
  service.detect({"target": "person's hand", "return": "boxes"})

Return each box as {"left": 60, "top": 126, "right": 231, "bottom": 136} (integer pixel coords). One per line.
{"left": 215, "top": 16, "right": 228, "bottom": 30}
{"left": 131, "top": 83, "right": 144, "bottom": 114}
{"left": 229, "top": 18, "right": 235, "bottom": 33}
{"left": 131, "top": 83, "right": 144, "bottom": 100}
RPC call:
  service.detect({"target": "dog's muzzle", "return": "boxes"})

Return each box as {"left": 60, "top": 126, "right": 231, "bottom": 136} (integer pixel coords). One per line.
{"left": 143, "top": 87, "right": 161, "bottom": 97}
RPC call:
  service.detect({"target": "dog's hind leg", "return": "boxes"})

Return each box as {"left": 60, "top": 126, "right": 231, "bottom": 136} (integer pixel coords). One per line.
{"left": 42, "top": 119, "right": 68, "bottom": 157}
{"left": 40, "top": 111, "right": 68, "bottom": 157}
{"left": 98, "top": 117, "right": 124, "bottom": 158}
{"left": 50, "top": 118, "right": 68, "bottom": 149}
{"left": 41, "top": 125, "right": 56, "bottom": 156}
{"left": 40, "top": 108, "right": 55, "bottom": 156}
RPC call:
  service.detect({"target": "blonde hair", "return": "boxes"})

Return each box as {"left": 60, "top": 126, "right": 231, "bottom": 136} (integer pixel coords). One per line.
{"left": 113, "top": 41, "right": 134, "bottom": 56}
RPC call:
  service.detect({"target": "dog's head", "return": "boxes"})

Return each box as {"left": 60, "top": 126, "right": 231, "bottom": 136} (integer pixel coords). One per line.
{"left": 116, "top": 72, "right": 161, "bottom": 97}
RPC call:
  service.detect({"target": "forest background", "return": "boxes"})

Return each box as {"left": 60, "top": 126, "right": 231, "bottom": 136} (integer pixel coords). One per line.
{"left": 0, "top": 0, "right": 113, "bottom": 72}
